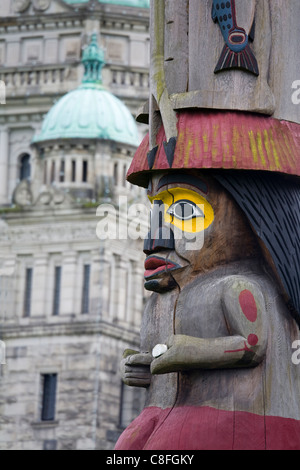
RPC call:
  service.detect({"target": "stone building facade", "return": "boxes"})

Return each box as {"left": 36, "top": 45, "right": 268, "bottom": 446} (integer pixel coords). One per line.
{"left": 0, "top": 0, "right": 150, "bottom": 450}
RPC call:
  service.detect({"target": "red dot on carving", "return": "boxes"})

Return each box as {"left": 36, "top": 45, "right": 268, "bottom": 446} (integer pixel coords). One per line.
{"left": 239, "top": 290, "right": 257, "bottom": 323}
{"left": 247, "top": 334, "right": 258, "bottom": 346}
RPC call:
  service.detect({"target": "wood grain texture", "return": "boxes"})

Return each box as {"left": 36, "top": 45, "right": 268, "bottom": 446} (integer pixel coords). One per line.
{"left": 140, "top": 0, "right": 300, "bottom": 125}
{"left": 268, "top": 0, "right": 300, "bottom": 124}
{"left": 164, "top": 0, "right": 189, "bottom": 95}
{"left": 116, "top": 405, "right": 300, "bottom": 450}
{"left": 116, "top": 264, "right": 300, "bottom": 450}
{"left": 176, "top": 0, "right": 275, "bottom": 114}
{"left": 149, "top": 0, "right": 178, "bottom": 148}
{"left": 216, "top": 171, "right": 300, "bottom": 324}
{"left": 119, "top": 0, "right": 300, "bottom": 449}
{"left": 128, "top": 111, "right": 300, "bottom": 187}
{"left": 117, "top": 172, "right": 300, "bottom": 450}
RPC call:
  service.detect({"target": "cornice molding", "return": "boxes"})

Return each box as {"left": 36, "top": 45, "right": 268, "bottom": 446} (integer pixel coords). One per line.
{"left": 2, "top": 318, "right": 140, "bottom": 344}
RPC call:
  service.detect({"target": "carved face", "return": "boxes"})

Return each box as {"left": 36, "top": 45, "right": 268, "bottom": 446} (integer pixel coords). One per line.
{"left": 143, "top": 171, "right": 259, "bottom": 293}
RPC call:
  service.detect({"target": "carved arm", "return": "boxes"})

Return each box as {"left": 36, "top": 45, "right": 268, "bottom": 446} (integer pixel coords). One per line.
{"left": 151, "top": 278, "right": 268, "bottom": 375}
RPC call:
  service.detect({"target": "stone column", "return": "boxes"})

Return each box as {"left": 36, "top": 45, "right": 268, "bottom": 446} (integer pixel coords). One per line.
{"left": 125, "top": 260, "right": 133, "bottom": 325}
{"left": 0, "top": 126, "right": 9, "bottom": 204}
{"left": 60, "top": 251, "right": 77, "bottom": 315}
{"left": 132, "top": 261, "right": 144, "bottom": 329}
{"left": 89, "top": 248, "right": 110, "bottom": 318}
{"left": 31, "top": 254, "right": 49, "bottom": 318}
{"left": 115, "top": 256, "right": 128, "bottom": 325}
{"left": 88, "top": 249, "right": 101, "bottom": 317}
{"left": 65, "top": 157, "right": 72, "bottom": 184}
{"left": 47, "top": 152, "right": 53, "bottom": 185}
{"left": 0, "top": 256, "right": 16, "bottom": 323}
{"left": 30, "top": 146, "right": 43, "bottom": 198}
{"left": 76, "top": 156, "right": 83, "bottom": 183}
{"left": 108, "top": 253, "right": 117, "bottom": 321}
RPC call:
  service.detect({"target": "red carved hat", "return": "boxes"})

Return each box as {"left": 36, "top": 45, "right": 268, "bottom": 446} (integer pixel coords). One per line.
{"left": 127, "top": 110, "right": 300, "bottom": 323}
{"left": 127, "top": 110, "right": 300, "bottom": 188}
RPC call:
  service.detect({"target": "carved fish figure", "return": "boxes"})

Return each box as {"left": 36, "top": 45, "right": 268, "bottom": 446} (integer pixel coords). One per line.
{"left": 212, "top": 0, "right": 259, "bottom": 76}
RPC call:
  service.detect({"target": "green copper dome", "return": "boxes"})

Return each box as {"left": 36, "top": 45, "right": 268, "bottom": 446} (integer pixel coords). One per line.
{"left": 63, "top": 0, "right": 149, "bottom": 7}
{"left": 33, "top": 35, "right": 139, "bottom": 147}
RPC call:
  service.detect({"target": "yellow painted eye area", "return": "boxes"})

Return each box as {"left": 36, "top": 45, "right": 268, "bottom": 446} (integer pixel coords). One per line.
{"left": 167, "top": 200, "right": 204, "bottom": 221}
{"left": 149, "top": 187, "right": 214, "bottom": 234}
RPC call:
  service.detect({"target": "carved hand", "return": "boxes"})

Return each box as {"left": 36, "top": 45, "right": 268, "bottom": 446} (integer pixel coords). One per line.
{"left": 120, "top": 349, "right": 153, "bottom": 388}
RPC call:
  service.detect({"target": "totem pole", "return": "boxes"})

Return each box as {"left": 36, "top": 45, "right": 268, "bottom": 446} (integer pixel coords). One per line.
{"left": 116, "top": 0, "right": 300, "bottom": 450}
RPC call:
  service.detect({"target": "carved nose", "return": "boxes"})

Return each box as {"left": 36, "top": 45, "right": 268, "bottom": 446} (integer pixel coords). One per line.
{"left": 143, "top": 200, "right": 175, "bottom": 255}
{"left": 143, "top": 227, "right": 175, "bottom": 255}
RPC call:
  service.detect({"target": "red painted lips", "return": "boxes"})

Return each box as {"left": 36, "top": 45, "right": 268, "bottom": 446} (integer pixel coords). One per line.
{"left": 144, "top": 256, "right": 178, "bottom": 279}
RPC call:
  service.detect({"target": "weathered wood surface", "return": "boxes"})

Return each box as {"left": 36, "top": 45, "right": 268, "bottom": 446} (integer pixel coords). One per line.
{"left": 164, "top": 0, "right": 189, "bottom": 95}
{"left": 117, "top": 0, "right": 300, "bottom": 452}
{"left": 141, "top": 0, "right": 300, "bottom": 126}
{"left": 269, "top": 0, "right": 300, "bottom": 124}
{"left": 116, "top": 172, "right": 300, "bottom": 450}
{"left": 149, "top": 0, "right": 178, "bottom": 148}
{"left": 128, "top": 111, "right": 300, "bottom": 187}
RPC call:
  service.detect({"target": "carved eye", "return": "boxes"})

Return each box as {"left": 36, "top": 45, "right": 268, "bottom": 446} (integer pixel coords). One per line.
{"left": 167, "top": 200, "right": 204, "bottom": 221}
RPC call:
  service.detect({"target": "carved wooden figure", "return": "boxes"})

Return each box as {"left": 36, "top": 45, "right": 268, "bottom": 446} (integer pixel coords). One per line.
{"left": 116, "top": 171, "right": 300, "bottom": 450}
{"left": 115, "top": 0, "right": 300, "bottom": 450}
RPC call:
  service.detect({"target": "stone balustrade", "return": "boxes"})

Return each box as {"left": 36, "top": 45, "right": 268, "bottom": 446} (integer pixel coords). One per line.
{"left": 0, "top": 64, "right": 76, "bottom": 96}
{"left": 0, "top": 63, "right": 150, "bottom": 99}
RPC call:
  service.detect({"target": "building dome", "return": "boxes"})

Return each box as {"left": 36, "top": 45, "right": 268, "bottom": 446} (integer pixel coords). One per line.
{"left": 33, "top": 84, "right": 140, "bottom": 146}
{"left": 63, "top": 0, "right": 149, "bottom": 7}
{"left": 33, "top": 35, "right": 140, "bottom": 148}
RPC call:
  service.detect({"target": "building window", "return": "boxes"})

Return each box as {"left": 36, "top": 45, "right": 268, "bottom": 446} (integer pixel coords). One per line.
{"left": 40, "top": 374, "right": 57, "bottom": 422}
{"left": 113, "top": 162, "right": 118, "bottom": 185}
{"left": 43, "top": 160, "right": 47, "bottom": 185}
{"left": 119, "top": 383, "right": 147, "bottom": 430}
{"left": 71, "top": 160, "right": 76, "bottom": 182}
{"left": 43, "top": 440, "right": 57, "bottom": 451}
{"left": 23, "top": 268, "right": 33, "bottom": 317}
{"left": 51, "top": 161, "right": 55, "bottom": 184}
{"left": 59, "top": 160, "right": 65, "bottom": 183}
{"left": 119, "top": 382, "right": 134, "bottom": 429}
{"left": 52, "top": 266, "right": 61, "bottom": 316}
{"left": 19, "top": 153, "right": 31, "bottom": 181}
{"left": 82, "top": 160, "right": 88, "bottom": 183}
{"left": 81, "top": 264, "right": 90, "bottom": 314}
